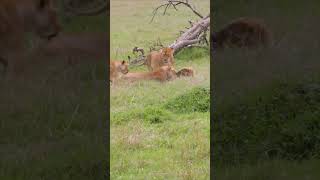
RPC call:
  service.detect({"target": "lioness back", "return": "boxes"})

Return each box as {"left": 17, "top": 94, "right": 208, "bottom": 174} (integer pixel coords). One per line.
{"left": 110, "top": 60, "right": 129, "bottom": 83}
{"left": 123, "top": 65, "right": 176, "bottom": 82}
{"left": 145, "top": 47, "right": 175, "bottom": 72}
{"left": 38, "top": 32, "right": 108, "bottom": 65}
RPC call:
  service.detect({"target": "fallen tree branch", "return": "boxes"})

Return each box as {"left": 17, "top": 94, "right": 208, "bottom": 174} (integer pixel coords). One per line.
{"left": 132, "top": 47, "right": 145, "bottom": 56}
{"left": 128, "top": 38, "right": 164, "bottom": 66}
{"left": 185, "top": 44, "right": 209, "bottom": 49}
{"left": 150, "top": 0, "right": 204, "bottom": 23}
{"left": 125, "top": 1, "right": 210, "bottom": 59}
{"left": 127, "top": 55, "right": 146, "bottom": 66}
{"left": 169, "top": 15, "right": 210, "bottom": 54}
{"left": 130, "top": 15, "right": 209, "bottom": 60}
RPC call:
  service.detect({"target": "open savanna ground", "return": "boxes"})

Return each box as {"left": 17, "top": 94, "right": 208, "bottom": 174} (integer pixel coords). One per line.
{"left": 110, "top": 0, "right": 210, "bottom": 179}
{"left": 213, "top": 0, "right": 320, "bottom": 179}
{"left": 0, "top": 10, "right": 106, "bottom": 180}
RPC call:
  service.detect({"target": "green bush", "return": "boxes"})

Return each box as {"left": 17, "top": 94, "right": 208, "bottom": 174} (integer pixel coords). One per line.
{"left": 111, "top": 109, "right": 141, "bottom": 125}
{"left": 112, "top": 107, "right": 173, "bottom": 124}
{"left": 214, "top": 82, "right": 320, "bottom": 166}
{"left": 112, "top": 87, "right": 211, "bottom": 125}
{"left": 143, "top": 107, "right": 173, "bottom": 124}
{"left": 175, "top": 48, "right": 209, "bottom": 61}
{"left": 165, "top": 87, "right": 210, "bottom": 113}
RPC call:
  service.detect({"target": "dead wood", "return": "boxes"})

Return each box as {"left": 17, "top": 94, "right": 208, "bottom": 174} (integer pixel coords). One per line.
{"left": 151, "top": 0, "right": 210, "bottom": 54}
{"left": 128, "top": 0, "right": 210, "bottom": 66}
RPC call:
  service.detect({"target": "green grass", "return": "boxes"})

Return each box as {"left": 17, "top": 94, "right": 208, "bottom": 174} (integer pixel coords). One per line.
{"left": 214, "top": 0, "right": 320, "bottom": 178}
{"left": 0, "top": 11, "right": 106, "bottom": 180}
{"left": 110, "top": 0, "right": 210, "bottom": 179}
{"left": 215, "top": 159, "right": 320, "bottom": 180}
{"left": 214, "top": 80, "right": 320, "bottom": 164}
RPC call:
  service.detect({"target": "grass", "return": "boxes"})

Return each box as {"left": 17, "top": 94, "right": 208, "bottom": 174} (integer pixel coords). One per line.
{"left": 0, "top": 11, "right": 106, "bottom": 180}
{"left": 213, "top": 0, "right": 320, "bottom": 178}
{"left": 215, "top": 159, "right": 320, "bottom": 180}
{"left": 110, "top": 0, "right": 210, "bottom": 179}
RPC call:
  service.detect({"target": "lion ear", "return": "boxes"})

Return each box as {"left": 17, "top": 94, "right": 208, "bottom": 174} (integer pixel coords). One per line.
{"left": 170, "top": 47, "right": 175, "bottom": 53}
{"left": 121, "top": 60, "right": 126, "bottom": 64}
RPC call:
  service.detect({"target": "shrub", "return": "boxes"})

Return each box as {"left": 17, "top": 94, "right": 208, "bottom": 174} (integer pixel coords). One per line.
{"left": 214, "top": 82, "right": 320, "bottom": 166}
{"left": 143, "top": 107, "right": 173, "bottom": 124}
{"left": 111, "top": 107, "right": 173, "bottom": 124}
{"left": 165, "top": 87, "right": 210, "bottom": 113}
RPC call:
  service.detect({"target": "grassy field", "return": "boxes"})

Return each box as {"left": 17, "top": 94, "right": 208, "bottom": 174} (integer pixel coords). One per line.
{"left": 215, "top": 159, "right": 320, "bottom": 180}
{"left": 110, "top": 0, "right": 210, "bottom": 179}
{"left": 0, "top": 11, "right": 106, "bottom": 180}
{"left": 213, "top": 0, "right": 320, "bottom": 179}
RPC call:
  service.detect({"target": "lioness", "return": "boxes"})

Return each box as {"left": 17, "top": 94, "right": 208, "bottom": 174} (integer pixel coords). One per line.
{"left": 177, "top": 67, "right": 194, "bottom": 77}
{"left": 145, "top": 47, "right": 175, "bottom": 72}
{"left": 110, "top": 60, "right": 129, "bottom": 83}
{"left": 212, "top": 17, "right": 272, "bottom": 49}
{"left": 0, "top": 0, "right": 60, "bottom": 77}
{"left": 122, "top": 66, "right": 177, "bottom": 83}
{"left": 37, "top": 32, "right": 107, "bottom": 65}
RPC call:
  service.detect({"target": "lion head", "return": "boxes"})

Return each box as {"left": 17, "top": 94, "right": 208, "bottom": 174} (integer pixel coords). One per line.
{"left": 160, "top": 47, "right": 174, "bottom": 57}
{"left": 117, "top": 60, "right": 129, "bottom": 74}
{"left": 159, "top": 47, "right": 174, "bottom": 66}
{"left": 19, "top": 0, "right": 61, "bottom": 40}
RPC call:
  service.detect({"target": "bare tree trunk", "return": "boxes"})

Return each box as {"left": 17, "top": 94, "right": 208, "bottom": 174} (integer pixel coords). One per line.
{"left": 128, "top": 0, "right": 210, "bottom": 65}
{"left": 169, "top": 15, "right": 210, "bottom": 54}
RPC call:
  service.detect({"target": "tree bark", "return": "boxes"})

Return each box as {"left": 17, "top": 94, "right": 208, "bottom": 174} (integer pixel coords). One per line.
{"left": 169, "top": 15, "right": 210, "bottom": 54}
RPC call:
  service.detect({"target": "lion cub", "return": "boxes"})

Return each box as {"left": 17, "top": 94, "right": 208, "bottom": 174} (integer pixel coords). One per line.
{"left": 177, "top": 67, "right": 194, "bottom": 77}
{"left": 110, "top": 60, "right": 129, "bottom": 83}
{"left": 145, "top": 47, "right": 175, "bottom": 72}
{"left": 123, "top": 66, "right": 177, "bottom": 83}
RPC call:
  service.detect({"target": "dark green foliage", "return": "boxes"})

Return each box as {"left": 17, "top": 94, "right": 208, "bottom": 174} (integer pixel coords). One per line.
{"left": 214, "top": 82, "right": 320, "bottom": 166}
{"left": 143, "top": 107, "right": 173, "bottom": 124}
{"left": 113, "top": 87, "right": 210, "bottom": 125}
{"left": 175, "top": 48, "right": 209, "bottom": 61}
{"left": 112, "top": 107, "right": 173, "bottom": 124}
{"left": 165, "top": 87, "right": 210, "bottom": 113}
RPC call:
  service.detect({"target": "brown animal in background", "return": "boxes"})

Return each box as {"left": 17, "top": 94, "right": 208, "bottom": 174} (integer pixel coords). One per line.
{"left": 37, "top": 32, "right": 107, "bottom": 65}
{"left": 0, "top": 0, "right": 60, "bottom": 77}
{"left": 212, "top": 17, "right": 272, "bottom": 49}
{"left": 177, "top": 67, "right": 194, "bottom": 77}
{"left": 110, "top": 60, "right": 129, "bottom": 83}
{"left": 123, "top": 66, "right": 177, "bottom": 83}
{"left": 145, "top": 47, "right": 175, "bottom": 72}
